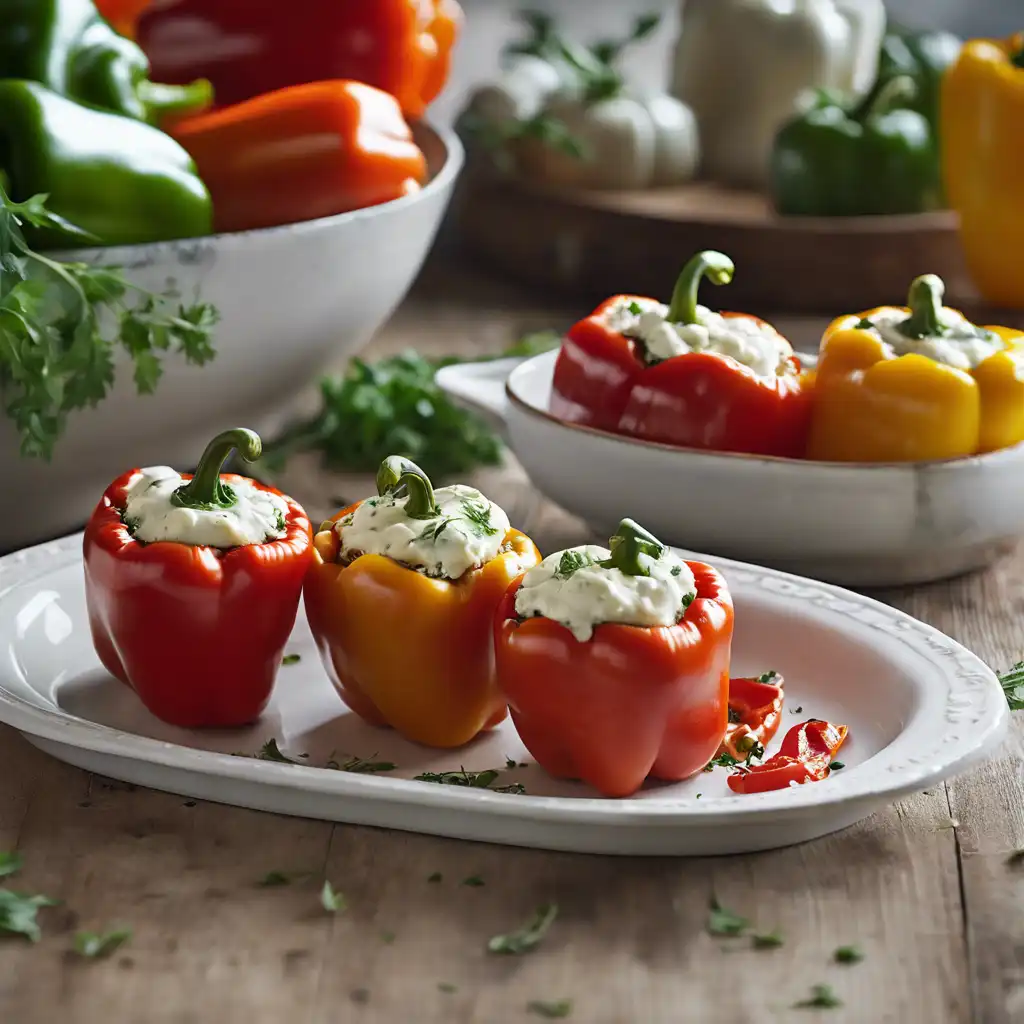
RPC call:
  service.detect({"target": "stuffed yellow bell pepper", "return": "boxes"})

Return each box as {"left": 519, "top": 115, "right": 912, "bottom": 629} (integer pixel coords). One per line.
{"left": 304, "top": 457, "right": 541, "bottom": 748}
{"left": 807, "top": 274, "right": 1024, "bottom": 462}
{"left": 942, "top": 34, "right": 1024, "bottom": 308}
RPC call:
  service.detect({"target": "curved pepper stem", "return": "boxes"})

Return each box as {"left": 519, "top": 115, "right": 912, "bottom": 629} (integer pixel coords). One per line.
{"left": 601, "top": 518, "right": 666, "bottom": 577}
{"left": 666, "top": 251, "right": 735, "bottom": 325}
{"left": 172, "top": 428, "right": 262, "bottom": 511}
{"left": 899, "top": 274, "right": 947, "bottom": 340}
{"left": 136, "top": 78, "right": 213, "bottom": 126}
{"left": 376, "top": 456, "right": 440, "bottom": 520}
{"left": 855, "top": 74, "right": 917, "bottom": 121}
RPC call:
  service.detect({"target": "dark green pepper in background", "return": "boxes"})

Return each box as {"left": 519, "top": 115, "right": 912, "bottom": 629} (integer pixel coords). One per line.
{"left": 876, "top": 27, "right": 962, "bottom": 137}
{"left": 0, "top": 0, "right": 210, "bottom": 125}
{"left": 769, "top": 76, "right": 940, "bottom": 218}
{"left": 0, "top": 81, "right": 212, "bottom": 247}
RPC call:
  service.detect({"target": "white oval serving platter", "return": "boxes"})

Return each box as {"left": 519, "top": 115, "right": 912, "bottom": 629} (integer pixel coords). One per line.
{"left": 436, "top": 351, "right": 1024, "bottom": 587}
{"left": 0, "top": 534, "right": 1007, "bottom": 856}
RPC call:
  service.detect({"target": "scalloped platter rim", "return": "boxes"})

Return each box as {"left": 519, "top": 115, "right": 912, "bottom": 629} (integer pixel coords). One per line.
{"left": 0, "top": 534, "right": 1007, "bottom": 856}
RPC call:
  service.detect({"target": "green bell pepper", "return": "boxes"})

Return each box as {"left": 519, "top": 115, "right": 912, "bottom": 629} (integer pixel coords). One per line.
{"left": 0, "top": 0, "right": 210, "bottom": 125}
{"left": 769, "top": 76, "right": 940, "bottom": 217}
{"left": 0, "top": 81, "right": 212, "bottom": 247}
{"left": 876, "top": 27, "right": 962, "bottom": 137}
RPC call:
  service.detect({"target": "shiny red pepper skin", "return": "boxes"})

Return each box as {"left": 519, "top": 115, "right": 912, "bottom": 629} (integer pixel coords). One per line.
{"left": 727, "top": 719, "right": 848, "bottom": 794}
{"left": 719, "top": 673, "right": 784, "bottom": 759}
{"left": 136, "top": 0, "right": 462, "bottom": 119}
{"left": 83, "top": 470, "right": 313, "bottom": 728}
{"left": 550, "top": 295, "right": 812, "bottom": 457}
{"left": 494, "top": 562, "right": 734, "bottom": 798}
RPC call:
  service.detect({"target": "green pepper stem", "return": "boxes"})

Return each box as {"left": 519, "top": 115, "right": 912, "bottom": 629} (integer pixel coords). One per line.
{"left": 172, "top": 428, "right": 262, "bottom": 511}
{"left": 855, "top": 74, "right": 917, "bottom": 121}
{"left": 376, "top": 456, "right": 439, "bottom": 520}
{"left": 899, "top": 274, "right": 947, "bottom": 339}
{"left": 666, "top": 251, "right": 735, "bottom": 324}
{"left": 601, "top": 519, "right": 666, "bottom": 577}
{"left": 136, "top": 78, "right": 213, "bottom": 125}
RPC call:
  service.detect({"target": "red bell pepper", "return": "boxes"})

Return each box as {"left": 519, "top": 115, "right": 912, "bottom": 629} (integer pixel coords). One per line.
{"left": 727, "top": 719, "right": 848, "bottom": 795}
{"left": 168, "top": 81, "right": 427, "bottom": 234}
{"left": 137, "top": 0, "right": 463, "bottom": 120}
{"left": 83, "top": 429, "right": 313, "bottom": 728}
{"left": 550, "top": 251, "right": 812, "bottom": 457}
{"left": 494, "top": 520, "right": 734, "bottom": 798}
{"left": 719, "top": 672, "right": 785, "bottom": 760}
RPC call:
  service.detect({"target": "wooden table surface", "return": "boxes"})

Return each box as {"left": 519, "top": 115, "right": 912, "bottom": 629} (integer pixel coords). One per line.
{"left": 1, "top": 256, "right": 1022, "bottom": 1024}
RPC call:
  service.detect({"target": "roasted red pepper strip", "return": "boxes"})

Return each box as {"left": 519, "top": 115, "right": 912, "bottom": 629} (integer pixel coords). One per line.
{"left": 550, "top": 251, "right": 812, "bottom": 457}
{"left": 137, "top": 0, "right": 463, "bottom": 119}
{"left": 719, "top": 673, "right": 784, "bottom": 760}
{"left": 494, "top": 521, "right": 734, "bottom": 798}
{"left": 727, "top": 719, "right": 848, "bottom": 794}
{"left": 83, "top": 429, "right": 313, "bottom": 728}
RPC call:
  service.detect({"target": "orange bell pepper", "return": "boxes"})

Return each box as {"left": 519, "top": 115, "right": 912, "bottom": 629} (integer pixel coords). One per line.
{"left": 168, "top": 81, "right": 427, "bottom": 234}
{"left": 95, "top": 0, "right": 150, "bottom": 37}
{"left": 137, "top": 0, "right": 462, "bottom": 119}
{"left": 719, "top": 672, "right": 785, "bottom": 761}
{"left": 304, "top": 458, "right": 541, "bottom": 749}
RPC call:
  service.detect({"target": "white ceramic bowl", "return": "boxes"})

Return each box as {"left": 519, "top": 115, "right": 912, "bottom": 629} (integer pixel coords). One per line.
{"left": 0, "top": 122, "right": 463, "bottom": 553}
{"left": 437, "top": 351, "right": 1024, "bottom": 587}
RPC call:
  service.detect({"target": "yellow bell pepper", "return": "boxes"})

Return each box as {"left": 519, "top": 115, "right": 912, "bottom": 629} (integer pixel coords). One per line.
{"left": 942, "top": 34, "right": 1024, "bottom": 307}
{"left": 303, "top": 458, "right": 541, "bottom": 748}
{"left": 807, "top": 274, "right": 1024, "bottom": 462}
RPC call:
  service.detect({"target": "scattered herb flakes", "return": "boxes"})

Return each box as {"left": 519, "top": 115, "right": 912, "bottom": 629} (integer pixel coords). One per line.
{"left": 282, "top": 653, "right": 301, "bottom": 666}
{"left": 438, "top": 982, "right": 458, "bottom": 994}
{"left": 706, "top": 897, "right": 749, "bottom": 938}
{"left": 554, "top": 550, "right": 595, "bottom": 580}
{"left": 703, "top": 752, "right": 741, "bottom": 773}
{"left": 834, "top": 945, "right": 864, "bottom": 964}
{"left": 998, "top": 661, "right": 1024, "bottom": 710}
{"left": 494, "top": 782, "right": 527, "bottom": 795}
{"left": 626, "top": 301, "right": 644, "bottom": 316}
{"left": 459, "top": 497, "right": 499, "bottom": 537}
{"left": 380, "top": 930, "right": 396, "bottom": 944}
{"left": 0, "top": 852, "right": 22, "bottom": 878}
{"left": 488, "top": 903, "right": 559, "bottom": 955}
{"left": 695, "top": 793, "right": 702, "bottom": 799}
{"left": 258, "top": 871, "right": 310, "bottom": 888}
{"left": 794, "top": 984, "right": 842, "bottom": 1009}
{"left": 414, "top": 766, "right": 524, "bottom": 794}
{"left": 256, "top": 739, "right": 299, "bottom": 764}
{"left": 527, "top": 998, "right": 573, "bottom": 1019}
{"left": 752, "top": 930, "right": 784, "bottom": 949}
{"left": 757, "top": 670, "right": 779, "bottom": 683}
{"left": 830, "top": 761, "right": 846, "bottom": 771}
{"left": 462, "top": 875, "right": 485, "bottom": 888}
{"left": 427, "top": 872, "right": 443, "bottom": 883}
{"left": 0, "top": 890, "right": 59, "bottom": 942}
{"left": 326, "top": 753, "right": 397, "bottom": 774}
{"left": 73, "top": 928, "right": 132, "bottom": 959}
{"left": 320, "top": 881, "right": 346, "bottom": 914}
{"left": 791, "top": 706, "right": 804, "bottom": 714}
{"left": 506, "top": 757, "right": 518, "bottom": 769}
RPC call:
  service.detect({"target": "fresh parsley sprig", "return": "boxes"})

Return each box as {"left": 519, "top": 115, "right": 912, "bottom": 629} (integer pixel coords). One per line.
{"left": 0, "top": 186, "right": 218, "bottom": 460}
{"left": 998, "top": 662, "right": 1024, "bottom": 711}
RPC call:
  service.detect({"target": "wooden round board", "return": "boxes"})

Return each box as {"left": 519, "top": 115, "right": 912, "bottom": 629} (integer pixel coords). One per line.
{"left": 452, "top": 168, "right": 978, "bottom": 317}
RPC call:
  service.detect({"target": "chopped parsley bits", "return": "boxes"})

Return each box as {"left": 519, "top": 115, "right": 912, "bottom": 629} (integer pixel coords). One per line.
{"left": 73, "top": 928, "right": 132, "bottom": 959}
{"left": 320, "top": 881, "right": 346, "bottom": 913}
{"left": 281, "top": 653, "right": 301, "bottom": 666}
{"left": 794, "top": 984, "right": 842, "bottom": 1009}
{"left": 706, "top": 897, "right": 749, "bottom": 937}
{"left": 834, "top": 945, "right": 864, "bottom": 964}
{"left": 488, "top": 904, "right": 559, "bottom": 955}
{"left": 752, "top": 930, "right": 784, "bottom": 949}
{"left": 527, "top": 998, "right": 574, "bottom": 1018}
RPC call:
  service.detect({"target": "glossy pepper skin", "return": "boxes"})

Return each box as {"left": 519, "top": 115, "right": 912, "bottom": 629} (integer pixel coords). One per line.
{"left": 807, "top": 274, "right": 1024, "bottom": 462}
{"left": 137, "top": 0, "right": 462, "bottom": 120}
{"left": 0, "top": 81, "right": 211, "bottom": 248}
{"left": 876, "top": 28, "right": 962, "bottom": 139}
{"left": 770, "top": 76, "right": 940, "bottom": 217}
{"left": 83, "top": 429, "right": 313, "bottom": 729}
{"left": 494, "top": 521, "right": 734, "bottom": 798}
{"left": 719, "top": 672, "right": 784, "bottom": 761}
{"left": 0, "top": 0, "right": 210, "bottom": 124}
{"left": 943, "top": 34, "right": 1024, "bottom": 308}
{"left": 168, "top": 82, "right": 427, "bottom": 235}
{"left": 304, "top": 458, "right": 541, "bottom": 749}
{"left": 551, "top": 251, "right": 811, "bottom": 457}
{"left": 727, "top": 719, "right": 847, "bottom": 794}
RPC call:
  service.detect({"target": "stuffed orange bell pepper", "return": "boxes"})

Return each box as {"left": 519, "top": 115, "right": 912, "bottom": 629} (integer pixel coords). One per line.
{"left": 304, "top": 457, "right": 540, "bottom": 749}
{"left": 550, "top": 251, "right": 812, "bottom": 457}
{"left": 137, "top": 0, "right": 462, "bottom": 119}
{"left": 494, "top": 520, "right": 733, "bottom": 798}
{"left": 83, "top": 429, "right": 313, "bottom": 728}
{"left": 727, "top": 719, "right": 848, "bottom": 794}
{"left": 807, "top": 274, "right": 1024, "bottom": 462}
{"left": 168, "top": 81, "right": 427, "bottom": 234}
{"left": 942, "top": 34, "right": 1024, "bottom": 308}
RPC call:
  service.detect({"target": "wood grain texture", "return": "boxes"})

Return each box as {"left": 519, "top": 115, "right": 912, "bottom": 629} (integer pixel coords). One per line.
{"left": 1, "top": 263, "right": 1021, "bottom": 1024}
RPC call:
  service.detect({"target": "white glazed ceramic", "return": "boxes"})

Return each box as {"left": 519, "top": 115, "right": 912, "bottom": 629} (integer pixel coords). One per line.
{"left": 0, "top": 534, "right": 1006, "bottom": 856}
{"left": 436, "top": 351, "right": 1024, "bottom": 587}
{"left": 0, "top": 123, "right": 463, "bottom": 554}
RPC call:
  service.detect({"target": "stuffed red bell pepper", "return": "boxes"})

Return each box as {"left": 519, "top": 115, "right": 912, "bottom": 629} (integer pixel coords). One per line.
{"left": 719, "top": 671, "right": 785, "bottom": 761}
{"left": 727, "top": 718, "right": 848, "bottom": 794}
{"left": 83, "top": 428, "right": 313, "bottom": 728}
{"left": 137, "top": 0, "right": 462, "bottom": 120}
{"left": 550, "top": 251, "right": 812, "bottom": 457}
{"left": 494, "top": 519, "right": 734, "bottom": 798}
